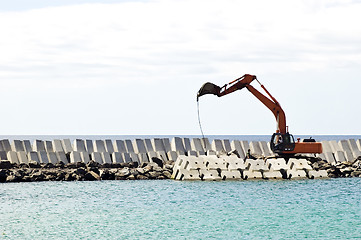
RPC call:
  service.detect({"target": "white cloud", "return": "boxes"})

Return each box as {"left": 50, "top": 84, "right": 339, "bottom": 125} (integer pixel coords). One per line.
{"left": 0, "top": 0, "right": 360, "bottom": 134}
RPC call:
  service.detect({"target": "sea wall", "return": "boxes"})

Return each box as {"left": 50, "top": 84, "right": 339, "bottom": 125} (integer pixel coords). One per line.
{"left": 1, "top": 137, "right": 361, "bottom": 182}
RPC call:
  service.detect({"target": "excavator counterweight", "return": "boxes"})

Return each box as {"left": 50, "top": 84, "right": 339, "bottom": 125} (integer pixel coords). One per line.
{"left": 197, "top": 74, "right": 322, "bottom": 156}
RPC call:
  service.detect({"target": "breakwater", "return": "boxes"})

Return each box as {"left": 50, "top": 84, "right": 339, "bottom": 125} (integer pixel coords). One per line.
{"left": 1, "top": 137, "right": 361, "bottom": 182}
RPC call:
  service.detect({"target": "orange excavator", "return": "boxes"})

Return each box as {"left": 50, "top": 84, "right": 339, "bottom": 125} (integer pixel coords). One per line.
{"left": 197, "top": 74, "right": 322, "bottom": 156}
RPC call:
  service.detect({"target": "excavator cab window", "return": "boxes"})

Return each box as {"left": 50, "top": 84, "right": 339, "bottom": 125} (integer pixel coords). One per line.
{"left": 270, "top": 133, "right": 295, "bottom": 153}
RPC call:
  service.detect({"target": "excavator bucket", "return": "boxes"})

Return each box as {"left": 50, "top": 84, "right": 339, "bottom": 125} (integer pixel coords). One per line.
{"left": 197, "top": 82, "right": 221, "bottom": 101}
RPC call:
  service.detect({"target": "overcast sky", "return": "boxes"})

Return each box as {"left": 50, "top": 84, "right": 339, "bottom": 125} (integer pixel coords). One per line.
{"left": 0, "top": 0, "right": 360, "bottom": 136}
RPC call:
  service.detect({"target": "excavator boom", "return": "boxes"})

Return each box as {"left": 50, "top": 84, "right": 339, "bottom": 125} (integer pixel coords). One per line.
{"left": 197, "top": 74, "right": 322, "bottom": 155}
{"left": 197, "top": 74, "right": 287, "bottom": 134}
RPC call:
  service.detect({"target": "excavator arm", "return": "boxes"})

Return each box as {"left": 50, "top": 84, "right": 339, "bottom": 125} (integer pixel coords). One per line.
{"left": 197, "top": 74, "right": 323, "bottom": 155}
{"left": 197, "top": 74, "right": 287, "bottom": 134}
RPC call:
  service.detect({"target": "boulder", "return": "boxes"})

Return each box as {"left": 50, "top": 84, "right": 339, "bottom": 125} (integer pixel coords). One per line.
{"left": 0, "top": 169, "right": 9, "bottom": 182}
{"left": 100, "top": 169, "right": 115, "bottom": 180}
{"left": 28, "top": 161, "right": 41, "bottom": 168}
{"left": 0, "top": 161, "right": 12, "bottom": 169}
{"left": 84, "top": 171, "right": 101, "bottom": 181}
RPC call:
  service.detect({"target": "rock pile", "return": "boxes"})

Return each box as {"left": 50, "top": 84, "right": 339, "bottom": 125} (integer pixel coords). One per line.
{"left": 0, "top": 160, "right": 174, "bottom": 183}
{"left": 308, "top": 156, "right": 361, "bottom": 178}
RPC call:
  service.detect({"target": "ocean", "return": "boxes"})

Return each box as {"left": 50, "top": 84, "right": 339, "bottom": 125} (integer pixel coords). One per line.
{"left": 1, "top": 135, "right": 361, "bottom": 239}
{"left": 1, "top": 179, "right": 361, "bottom": 239}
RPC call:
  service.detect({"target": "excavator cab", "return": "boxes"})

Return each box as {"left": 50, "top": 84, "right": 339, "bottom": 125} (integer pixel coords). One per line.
{"left": 270, "top": 132, "right": 296, "bottom": 154}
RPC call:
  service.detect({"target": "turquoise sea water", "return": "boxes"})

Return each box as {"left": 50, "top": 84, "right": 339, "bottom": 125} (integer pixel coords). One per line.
{"left": 1, "top": 179, "right": 361, "bottom": 239}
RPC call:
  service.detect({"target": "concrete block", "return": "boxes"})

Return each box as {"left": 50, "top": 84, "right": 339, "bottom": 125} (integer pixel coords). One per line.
{"left": 197, "top": 151, "right": 206, "bottom": 156}
{"left": 323, "top": 152, "right": 336, "bottom": 164}
{"left": 339, "top": 140, "right": 352, "bottom": 152}
{"left": 85, "top": 140, "right": 94, "bottom": 153}
{"left": 223, "top": 156, "right": 247, "bottom": 170}
{"left": 147, "top": 151, "right": 158, "bottom": 162}
{"left": 114, "top": 140, "right": 127, "bottom": 153}
{"left": 104, "top": 139, "right": 114, "bottom": 153}
{"left": 122, "top": 153, "right": 132, "bottom": 163}
{"left": 70, "top": 151, "right": 82, "bottom": 163}
{"left": 316, "top": 153, "right": 326, "bottom": 161}
{"left": 200, "top": 138, "right": 212, "bottom": 151}
{"left": 112, "top": 152, "right": 124, "bottom": 163}
{"left": 188, "top": 150, "right": 198, "bottom": 157}
{"left": 182, "top": 138, "right": 192, "bottom": 152}
{"left": 157, "top": 151, "right": 168, "bottom": 162}
{"left": 262, "top": 170, "right": 283, "bottom": 179}
{"left": 266, "top": 158, "right": 288, "bottom": 171}
{"left": 287, "top": 170, "right": 307, "bottom": 179}
{"left": 221, "top": 170, "right": 241, "bottom": 180}
{"left": 199, "top": 169, "right": 221, "bottom": 180}
{"left": 307, "top": 170, "right": 328, "bottom": 179}
{"left": 38, "top": 151, "right": 50, "bottom": 163}
{"left": 33, "top": 140, "right": 46, "bottom": 152}
{"left": 28, "top": 151, "right": 40, "bottom": 163}
{"left": 138, "top": 153, "right": 149, "bottom": 163}
{"left": 321, "top": 141, "right": 333, "bottom": 153}
{"left": 130, "top": 152, "right": 141, "bottom": 163}
{"left": 0, "top": 151, "right": 7, "bottom": 160}
{"left": 17, "top": 151, "right": 28, "bottom": 164}
{"left": 56, "top": 152, "right": 68, "bottom": 163}
{"left": 243, "top": 170, "right": 263, "bottom": 179}
{"left": 52, "top": 140, "right": 64, "bottom": 152}
{"left": 12, "top": 140, "right": 25, "bottom": 152}
{"left": 180, "top": 156, "right": 206, "bottom": 170}
{"left": 91, "top": 152, "right": 103, "bottom": 164}
{"left": 80, "top": 152, "right": 90, "bottom": 164}
{"left": 167, "top": 151, "right": 179, "bottom": 161}
{"left": 190, "top": 138, "right": 205, "bottom": 154}
{"left": 222, "top": 139, "right": 232, "bottom": 153}
{"left": 330, "top": 140, "right": 342, "bottom": 153}
{"left": 347, "top": 139, "right": 361, "bottom": 158}
{"left": 240, "top": 141, "right": 250, "bottom": 154}
{"left": 61, "top": 139, "right": 73, "bottom": 153}
{"left": 249, "top": 141, "right": 263, "bottom": 156}
{"left": 287, "top": 158, "right": 312, "bottom": 170}
{"left": 151, "top": 138, "right": 166, "bottom": 152}
{"left": 259, "top": 141, "right": 272, "bottom": 157}
{"left": 23, "top": 140, "right": 32, "bottom": 152}
{"left": 171, "top": 137, "right": 185, "bottom": 153}
{"left": 334, "top": 151, "right": 347, "bottom": 163}
{"left": 45, "top": 141, "right": 54, "bottom": 152}
{"left": 101, "top": 152, "right": 112, "bottom": 164}
{"left": 162, "top": 138, "right": 172, "bottom": 153}
{"left": 207, "top": 150, "right": 217, "bottom": 156}
{"left": 344, "top": 150, "right": 355, "bottom": 162}
{"left": 94, "top": 140, "right": 106, "bottom": 153}
{"left": 204, "top": 157, "right": 227, "bottom": 170}
{"left": 133, "top": 139, "right": 147, "bottom": 154}
{"left": 174, "top": 169, "right": 200, "bottom": 180}
{"left": 357, "top": 139, "right": 361, "bottom": 151}
{"left": 74, "top": 139, "right": 87, "bottom": 152}
{"left": 230, "top": 140, "right": 246, "bottom": 159}
{"left": 245, "top": 159, "right": 268, "bottom": 171}
{"left": 144, "top": 139, "right": 154, "bottom": 152}
{"left": 47, "top": 152, "right": 58, "bottom": 164}
{"left": 1, "top": 140, "right": 12, "bottom": 152}
{"left": 211, "top": 139, "right": 225, "bottom": 152}
{"left": 7, "top": 151, "right": 19, "bottom": 164}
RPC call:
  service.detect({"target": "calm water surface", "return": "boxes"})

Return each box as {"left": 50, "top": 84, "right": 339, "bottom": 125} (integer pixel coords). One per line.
{"left": 1, "top": 179, "right": 361, "bottom": 239}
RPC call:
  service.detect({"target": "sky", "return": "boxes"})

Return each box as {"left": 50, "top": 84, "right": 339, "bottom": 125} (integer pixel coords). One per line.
{"left": 0, "top": 0, "right": 360, "bottom": 136}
